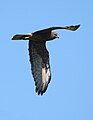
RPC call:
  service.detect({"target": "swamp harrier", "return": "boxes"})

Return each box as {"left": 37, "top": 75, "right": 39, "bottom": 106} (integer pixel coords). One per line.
{"left": 12, "top": 24, "right": 80, "bottom": 95}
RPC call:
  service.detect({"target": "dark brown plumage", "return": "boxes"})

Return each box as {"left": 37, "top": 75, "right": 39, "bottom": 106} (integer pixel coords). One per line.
{"left": 12, "top": 24, "right": 80, "bottom": 95}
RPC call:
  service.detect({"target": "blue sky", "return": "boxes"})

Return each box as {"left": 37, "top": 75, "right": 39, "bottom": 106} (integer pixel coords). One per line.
{"left": 0, "top": 0, "right": 93, "bottom": 120}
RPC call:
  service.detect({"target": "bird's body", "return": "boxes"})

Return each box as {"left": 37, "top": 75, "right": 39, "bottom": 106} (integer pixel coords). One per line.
{"left": 12, "top": 24, "right": 80, "bottom": 95}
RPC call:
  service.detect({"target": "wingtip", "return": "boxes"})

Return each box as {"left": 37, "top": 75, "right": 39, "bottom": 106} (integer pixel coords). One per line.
{"left": 35, "top": 87, "right": 47, "bottom": 96}
{"left": 65, "top": 24, "right": 80, "bottom": 31}
{"left": 75, "top": 24, "right": 80, "bottom": 30}
{"left": 70, "top": 24, "right": 80, "bottom": 31}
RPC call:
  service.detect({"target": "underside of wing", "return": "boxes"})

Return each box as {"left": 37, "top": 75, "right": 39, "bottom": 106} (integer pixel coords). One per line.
{"left": 33, "top": 24, "right": 80, "bottom": 35}
{"left": 33, "top": 27, "right": 63, "bottom": 34}
{"left": 28, "top": 41, "right": 51, "bottom": 95}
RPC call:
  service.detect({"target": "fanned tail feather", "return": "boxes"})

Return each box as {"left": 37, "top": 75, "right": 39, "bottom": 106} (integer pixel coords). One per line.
{"left": 12, "top": 34, "right": 31, "bottom": 40}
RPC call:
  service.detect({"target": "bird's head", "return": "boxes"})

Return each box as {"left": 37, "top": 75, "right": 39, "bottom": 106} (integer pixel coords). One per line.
{"left": 50, "top": 32, "right": 59, "bottom": 40}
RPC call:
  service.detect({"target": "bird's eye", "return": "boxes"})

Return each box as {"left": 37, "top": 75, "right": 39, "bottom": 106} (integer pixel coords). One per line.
{"left": 54, "top": 33, "right": 57, "bottom": 36}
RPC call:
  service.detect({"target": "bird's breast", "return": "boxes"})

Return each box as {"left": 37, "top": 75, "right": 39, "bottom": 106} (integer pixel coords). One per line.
{"left": 31, "top": 33, "right": 51, "bottom": 42}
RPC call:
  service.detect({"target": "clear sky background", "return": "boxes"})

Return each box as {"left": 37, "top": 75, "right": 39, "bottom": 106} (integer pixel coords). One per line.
{"left": 0, "top": 0, "right": 93, "bottom": 120}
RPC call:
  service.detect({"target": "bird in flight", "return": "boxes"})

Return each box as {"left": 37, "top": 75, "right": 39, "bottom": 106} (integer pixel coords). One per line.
{"left": 12, "top": 24, "right": 80, "bottom": 95}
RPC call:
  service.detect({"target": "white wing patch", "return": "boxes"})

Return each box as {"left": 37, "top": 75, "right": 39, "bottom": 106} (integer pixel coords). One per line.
{"left": 42, "top": 64, "right": 51, "bottom": 92}
{"left": 29, "top": 41, "right": 51, "bottom": 95}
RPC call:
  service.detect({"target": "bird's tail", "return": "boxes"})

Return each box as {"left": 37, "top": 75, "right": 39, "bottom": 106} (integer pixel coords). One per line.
{"left": 12, "top": 34, "right": 32, "bottom": 40}
{"left": 62, "top": 24, "right": 80, "bottom": 31}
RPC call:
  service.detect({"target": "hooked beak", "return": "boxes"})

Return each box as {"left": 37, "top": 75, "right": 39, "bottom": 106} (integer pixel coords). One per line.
{"left": 56, "top": 35, "right": 59, "bottom": 39}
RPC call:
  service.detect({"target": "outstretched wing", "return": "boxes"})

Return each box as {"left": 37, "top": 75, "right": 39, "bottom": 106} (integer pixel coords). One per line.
{"left": 33, "top": 24, "right": 80, "bottom": 35}
{"left": 28, "top": 41, "right": 51, "bottom": 95}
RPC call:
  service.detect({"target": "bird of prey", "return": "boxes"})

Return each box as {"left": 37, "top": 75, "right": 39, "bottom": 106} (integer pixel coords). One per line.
{"left": 12, "top": 24, "right": 80, "bottom": 95}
